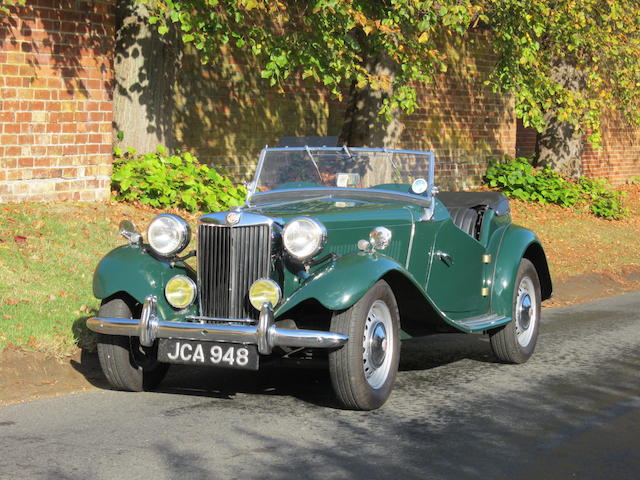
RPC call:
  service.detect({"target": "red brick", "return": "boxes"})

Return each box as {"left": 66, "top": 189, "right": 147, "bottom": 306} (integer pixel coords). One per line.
{"left": 4, "top": 123, "right": 20, "bottom": 134}
{"left": 18, "top": 158, "right": 34, "bottom": 168}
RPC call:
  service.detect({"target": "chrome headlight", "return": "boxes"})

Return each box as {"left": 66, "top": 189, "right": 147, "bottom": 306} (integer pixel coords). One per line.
{"left": 165, "top": 274, "right": 197, "bottom": 309}
{"left": 283, "top": 217, "right": 327, "bottom": 261}
{"left": 147, "top": 214, "right": 191, "bottom": 257}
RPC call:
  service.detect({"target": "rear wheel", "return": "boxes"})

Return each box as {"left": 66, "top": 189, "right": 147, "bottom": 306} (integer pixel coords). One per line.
{"left": 329, "top": 280, "right": 400, "bottom": 410}
{"left": 489, "top": 258, "right": 541, "bottom": 363}
{"left": 96, "top": 296, "right": 169, "bottom": 391}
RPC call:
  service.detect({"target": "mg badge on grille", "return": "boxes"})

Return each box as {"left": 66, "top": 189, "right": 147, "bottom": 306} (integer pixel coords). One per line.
{"left": 226, "top": 212, "right": 241, "bottom": 225}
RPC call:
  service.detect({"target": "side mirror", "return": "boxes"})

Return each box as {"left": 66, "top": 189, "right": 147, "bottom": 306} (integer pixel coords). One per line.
{"left": 119, "top": 220, "right": 142, "bottom": 245}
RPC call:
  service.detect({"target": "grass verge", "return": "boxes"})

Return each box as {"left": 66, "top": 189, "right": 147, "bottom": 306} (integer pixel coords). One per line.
{"left": 0, "top": 202, "right": 165, "bottom": 356}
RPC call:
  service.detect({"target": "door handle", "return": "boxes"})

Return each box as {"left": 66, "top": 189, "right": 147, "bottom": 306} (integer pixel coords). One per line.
{"left": 436, "top": 250, "right": 454, "bottom": 266}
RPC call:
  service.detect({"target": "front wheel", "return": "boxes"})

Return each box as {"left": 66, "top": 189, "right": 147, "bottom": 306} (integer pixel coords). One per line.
{"left": 96, "top": 296, "right": 169, "bottom": 391}
{"left": 329, "top": 280, "right": 400, "bottom": 410}
{"left": 489, "top": 258, "right": 541, "bottom": 363}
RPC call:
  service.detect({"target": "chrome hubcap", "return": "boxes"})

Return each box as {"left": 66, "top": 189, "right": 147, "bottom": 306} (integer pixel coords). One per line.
{"left": 363, "top": 300, "right": 393, "bottom": 389}
{"left": 369, "top": 323, "right": 388, "bottom": 369}
{"left": 515, "top": 277, "right": 536, "bottom": 347}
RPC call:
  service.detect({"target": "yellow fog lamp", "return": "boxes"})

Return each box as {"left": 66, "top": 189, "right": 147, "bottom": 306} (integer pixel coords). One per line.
{"left": 165, "top": 275, "right": 196, "bottom": 309}
{"left": 249, "top": 278, "right": 282, "bottom": 311}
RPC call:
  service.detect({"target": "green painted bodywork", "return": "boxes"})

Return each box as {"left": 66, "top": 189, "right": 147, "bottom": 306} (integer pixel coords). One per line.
{"left": 274, "top": 252, "right": 415, "bottom": 317}
{"left": 490, "top": 224, "right": 550, "bottom": 317}
{"left": 92, "top": 186, "right": 552, "bottom": 336}
{"left": 93, "top": 245, "right": 198, "bottom": 320}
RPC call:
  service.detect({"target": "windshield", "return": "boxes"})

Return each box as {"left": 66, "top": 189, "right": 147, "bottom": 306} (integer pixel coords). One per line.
{"left": 249, "top": 147, "right": 434, "bottom": 199}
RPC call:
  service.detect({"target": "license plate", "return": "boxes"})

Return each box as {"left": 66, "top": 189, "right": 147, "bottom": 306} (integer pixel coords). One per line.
{"left": 157, "top": 339, "right": 259, "bottom": 371}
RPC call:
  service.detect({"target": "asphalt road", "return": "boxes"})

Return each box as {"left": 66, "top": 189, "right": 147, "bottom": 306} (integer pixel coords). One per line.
{"left": 1, "top": 293, "right": 640, "bottom": 479}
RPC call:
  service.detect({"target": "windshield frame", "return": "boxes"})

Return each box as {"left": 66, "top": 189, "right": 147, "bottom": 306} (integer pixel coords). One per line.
{"left": 246, "top": 146, "right": 435, "bottom": 207}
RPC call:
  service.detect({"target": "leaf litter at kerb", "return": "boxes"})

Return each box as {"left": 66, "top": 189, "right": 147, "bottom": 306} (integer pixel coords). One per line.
{"left": 508, "top": 183, "right": 640, "bottom": 279}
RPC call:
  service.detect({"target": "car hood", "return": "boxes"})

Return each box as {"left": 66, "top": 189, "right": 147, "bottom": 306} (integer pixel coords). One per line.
{"left": 244, "top": 196, "right": 414, "bottom": 228}
{"left": 244, "top": 196, "right": 415, "bottom": 262}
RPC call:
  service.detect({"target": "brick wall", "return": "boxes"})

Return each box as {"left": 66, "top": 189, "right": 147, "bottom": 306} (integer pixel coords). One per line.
{"left": 582, "top": 111, "right": 640, "bottom": 185}
{"left": 172, "top": 46, "right": 346, "bottom": 181}
{"left": 514, "top": 112, "right": 640, "bottom": 185}
{"left": 515, "top": 118, "right": 536, "bottom": 159}
{"left": 0, "top": 0, "right": 115, "bottom": 203}
{"left": 170, "top": 30, "right": 514, "bottom": 189}
{"left": 399, "top": 31, "right": 516, "bottom": 189}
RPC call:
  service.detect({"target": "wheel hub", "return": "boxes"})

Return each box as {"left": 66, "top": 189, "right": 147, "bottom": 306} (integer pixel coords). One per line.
{"left": 515, "top": 277, "right": 537, "bottom": 348}
{"left": 518, "top": 293, "right": 532, "bottom": 331}
{"left": 368, "top": 322, "right": 387, "bottom": 369}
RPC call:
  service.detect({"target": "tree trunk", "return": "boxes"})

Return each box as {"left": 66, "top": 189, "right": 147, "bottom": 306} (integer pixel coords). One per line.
{"left": 339, "top": 53, "right": 403, "bottom": 148}
{"left": 112, "top": 0, "right": 179, "bottom": 152}
{"left": 536, "top": 60, "right": 586, "bottom": 179}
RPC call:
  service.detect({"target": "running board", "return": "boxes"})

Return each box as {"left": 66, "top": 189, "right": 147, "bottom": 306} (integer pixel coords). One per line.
{"left": 452, "top": 314, "right": 511, "bottom": 333}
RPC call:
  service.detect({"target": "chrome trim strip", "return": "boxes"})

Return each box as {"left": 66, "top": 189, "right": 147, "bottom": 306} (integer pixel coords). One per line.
{"left": 229, "top": 220, "right": 238, "bottom": 317}
{"left": 259, "top": 146, "right": 434, "bottom": 155}
{"left": 247, "top": 146, "right": 268, "bottom": 203}
{"left": 405, "top": 209, "right": 416, "bottom": 269}
{"left": 87, "top": 305, "right": 348, "bottom": 355}
{"left": 186, "top": 316, "right": 256, "bottom": 324}
{"left": 199, "top": 211, "right": 278, "bottom": 228}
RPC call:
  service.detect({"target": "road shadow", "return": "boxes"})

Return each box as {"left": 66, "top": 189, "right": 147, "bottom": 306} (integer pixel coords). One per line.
{"left": 70, "top": 330, "right": 500, "bottom": 409}
{"left": 68, "top": 349, "right": 110, "bottom": 390}
{"left": 399, "top": 333, "right": 500, "bottom": 371}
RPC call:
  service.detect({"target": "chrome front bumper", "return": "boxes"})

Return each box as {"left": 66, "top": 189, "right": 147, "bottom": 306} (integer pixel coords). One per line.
{"left": 87, "top": 295, "right": 348, "bottom": 355}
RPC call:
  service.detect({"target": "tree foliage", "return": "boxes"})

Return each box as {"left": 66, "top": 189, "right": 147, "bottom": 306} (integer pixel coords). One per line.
{"left": 140, "top": 0, "right": 476, "bottom": 117}
{"left": 482, "top": 0, "right": 640, "bottom": 146}
{"left": 0, "top": 0, "right": 25, "bottom": 15}
{"left": 141, "top": 0, "right": 640, "bottom": 149}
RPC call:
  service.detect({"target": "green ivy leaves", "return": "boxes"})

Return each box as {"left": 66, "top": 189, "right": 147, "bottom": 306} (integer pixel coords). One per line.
{"left": 111, "top": 146, "right": 247, "bottom": 213}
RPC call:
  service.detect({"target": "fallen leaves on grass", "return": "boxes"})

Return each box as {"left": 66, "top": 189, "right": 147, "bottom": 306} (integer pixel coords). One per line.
{"left": 4, "top": 298, "right": 30, "bottom": 305}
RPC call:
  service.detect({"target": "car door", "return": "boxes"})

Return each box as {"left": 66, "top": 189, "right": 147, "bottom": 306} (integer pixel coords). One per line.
{"left": 426, "top": 219, "right": 488, "bottom": 314}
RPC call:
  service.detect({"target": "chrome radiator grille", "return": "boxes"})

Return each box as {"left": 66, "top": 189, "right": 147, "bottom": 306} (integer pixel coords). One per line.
{"left": 198, "top": 223, "right": 271, "bottom": 319}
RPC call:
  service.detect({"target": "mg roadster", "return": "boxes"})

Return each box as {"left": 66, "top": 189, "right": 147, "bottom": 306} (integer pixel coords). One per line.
{"left": 88, "top": 146, "right": 552, "bottom": 410}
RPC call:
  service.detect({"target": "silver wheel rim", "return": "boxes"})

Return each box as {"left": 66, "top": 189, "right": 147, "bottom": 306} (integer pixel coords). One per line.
{"left": 515, "top": 276, "right": 537, "bottom": 347}
{"left": 363, "top": 300, "right": 394, "bottom": 389}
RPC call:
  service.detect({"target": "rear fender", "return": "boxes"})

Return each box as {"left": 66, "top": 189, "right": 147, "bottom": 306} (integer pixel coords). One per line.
{"left": 93, "top": 245, "right": 197, "bottom": 321}
{"left": 491, "top": 225, "right": 553, "bottom": 317}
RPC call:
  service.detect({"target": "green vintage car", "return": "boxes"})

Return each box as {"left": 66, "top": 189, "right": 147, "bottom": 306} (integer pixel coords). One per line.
{"left": 88, "top": 146, "right": 552, "bottom": 410}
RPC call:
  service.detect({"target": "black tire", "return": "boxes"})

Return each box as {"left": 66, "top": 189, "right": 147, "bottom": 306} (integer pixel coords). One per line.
{"left": 489, "top": 258, "right": 541, "bottom": 364}
{"left": 329, "top": 280, "right": 400, "bottom": 410}
{"left": 96, "top": 296, "right": 169, "bottom": 392}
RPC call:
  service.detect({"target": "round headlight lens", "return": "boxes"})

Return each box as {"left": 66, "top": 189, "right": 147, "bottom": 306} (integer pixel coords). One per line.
{"left": 165, "top": 275, "right": 196, "bottom": 309}
{"left": 283, "top": 217, "right": 326, "bottom": 260}
{"left": 248, "top": 278, "right": 282, "bottom": 310}
{"left": 147, "top": 214, "right": 190, "bottom": 257}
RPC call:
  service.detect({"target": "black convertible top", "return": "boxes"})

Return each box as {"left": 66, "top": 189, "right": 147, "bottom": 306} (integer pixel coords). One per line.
{"left": 437, "top": 191, "right": 510, "bottom": 216}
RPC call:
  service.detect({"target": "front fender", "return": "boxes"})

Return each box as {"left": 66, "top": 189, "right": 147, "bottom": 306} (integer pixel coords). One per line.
{"left": 275, "top": 252, "right": 422, "bottom": 317}
{"left": 491, "top": 225, "right": 552, "bottom": 317}
{"left": 93, "top": 245, "right": 196, "bottom": 321}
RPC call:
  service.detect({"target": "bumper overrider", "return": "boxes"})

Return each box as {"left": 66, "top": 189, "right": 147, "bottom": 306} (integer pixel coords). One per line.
{"left": 86, "top": 295, "right": 348, "bottom": 355}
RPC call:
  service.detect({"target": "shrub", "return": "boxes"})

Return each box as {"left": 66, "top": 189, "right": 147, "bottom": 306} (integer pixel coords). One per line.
{"left": 485, "top": 157, "right": 628, "bottom": 220}
{"left": 111, "top": 145, "right": 246, "bottom": 212}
